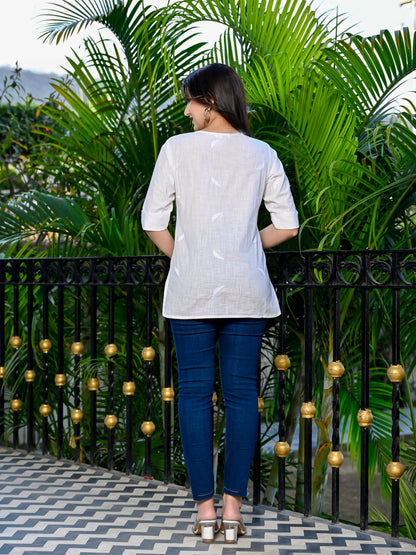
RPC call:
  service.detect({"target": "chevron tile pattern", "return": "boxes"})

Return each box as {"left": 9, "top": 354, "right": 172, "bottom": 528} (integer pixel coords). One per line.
{"left": 0, "top": 448, "right": 415, "bottom": 554}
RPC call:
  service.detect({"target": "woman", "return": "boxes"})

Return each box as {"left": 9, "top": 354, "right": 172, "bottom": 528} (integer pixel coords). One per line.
{"left": 141, "top": 63, "right": 298, "bottom": 544}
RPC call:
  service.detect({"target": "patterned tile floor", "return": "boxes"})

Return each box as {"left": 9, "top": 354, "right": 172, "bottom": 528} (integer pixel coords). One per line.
{"left": 0, "top": 448, "right": 415, "bottom": 555}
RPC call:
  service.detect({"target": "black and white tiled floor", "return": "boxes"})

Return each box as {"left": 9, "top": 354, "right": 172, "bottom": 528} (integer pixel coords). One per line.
{"left": 0, "top": 448, "right": 415, "bottom": 555}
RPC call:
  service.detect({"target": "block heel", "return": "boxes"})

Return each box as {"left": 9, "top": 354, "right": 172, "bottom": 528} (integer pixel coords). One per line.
{"left": 222, "top": 519, "right": 246, "bottom": 544}
{"left": 193, "top": 519, "right": 218, "bottom": 543}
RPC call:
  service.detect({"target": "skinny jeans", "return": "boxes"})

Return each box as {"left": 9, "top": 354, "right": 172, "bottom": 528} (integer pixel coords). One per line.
{"left": 170, "top": 318, "right": 267, "bottom": 501}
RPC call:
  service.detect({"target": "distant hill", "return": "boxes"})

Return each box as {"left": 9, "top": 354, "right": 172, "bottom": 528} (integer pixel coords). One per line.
{"left": 0, "top": 66, "right": 63, "bottom": 104}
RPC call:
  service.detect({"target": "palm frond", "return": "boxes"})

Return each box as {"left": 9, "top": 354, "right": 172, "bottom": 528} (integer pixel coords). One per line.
{"left": 39, "top": 0, "right": 123, "bottom": 44}
{"left": 317, "top": 28, "right": 416, "bottom": 131}
{"left": 0, "top": 191, "right": 92, "bottom": 245}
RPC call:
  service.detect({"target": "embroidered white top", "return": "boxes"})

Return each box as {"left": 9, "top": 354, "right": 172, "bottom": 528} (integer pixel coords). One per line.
{"left": 141, "top": 130, "right": 299, "bottom": 319}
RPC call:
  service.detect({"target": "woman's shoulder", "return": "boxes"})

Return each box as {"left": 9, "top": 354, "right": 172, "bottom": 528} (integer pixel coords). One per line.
{"left": 243, "top": 134, "right": 274, "bottom": 151}
{"left": 163, "top": 131, "right": 276, "bottom": 159}
{"left": 163, "top": 132, "right": 195, "bottom": 148}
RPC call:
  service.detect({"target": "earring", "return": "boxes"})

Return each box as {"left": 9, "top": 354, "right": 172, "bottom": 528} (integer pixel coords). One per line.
{"left": 203, "top": 107, "right": 211, "bottom": 123}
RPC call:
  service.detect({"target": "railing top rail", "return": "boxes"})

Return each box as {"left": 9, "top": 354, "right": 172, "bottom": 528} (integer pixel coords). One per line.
{"left": 266, "top": 249, "right": 416, "bottom": 288}
{"left": 0, "top": 249, "right": 415, "bottom": 288}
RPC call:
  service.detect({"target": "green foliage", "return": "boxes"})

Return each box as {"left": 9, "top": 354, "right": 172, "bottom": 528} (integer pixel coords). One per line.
{"left": 0, "top": 67, "right": 57, "bottom": 202}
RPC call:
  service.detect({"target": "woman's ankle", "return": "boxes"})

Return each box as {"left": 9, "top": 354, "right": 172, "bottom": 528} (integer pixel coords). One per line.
{"left": 196, "top": 498, "right": 216, "bottom": 521}
{"left": 222, "top": 493, "right": 242, "bottom": 521}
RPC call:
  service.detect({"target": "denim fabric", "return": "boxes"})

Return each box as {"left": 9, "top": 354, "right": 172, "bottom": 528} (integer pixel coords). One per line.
{"left": 170, "top": 318, "right": 267, "bottom": 501}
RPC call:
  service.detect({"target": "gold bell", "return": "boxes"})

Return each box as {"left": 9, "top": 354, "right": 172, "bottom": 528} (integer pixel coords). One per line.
{"left": 141, "top": 346, "right": 155, "bottom": 361}
{"left": 212, "top": 391, "right": 218, "bottom": 406}
{"left": 141, "top": 420, "right": 155, "bottom": 436}
{"left": 357, "top": 408, "right": 373, "bottom": 428}
{"left": 39, "top": 403, "right": 52, "bottom": 417}
{"left": 300, "top": 401, "right": 316, "bottom": 419}
{"left": 71, "top": 342, "right": 84, "bottom": 355}
{"left": 88, "top": 378, "right": 99, "bottom": 391}
{"left": 55, "top": 374, "right": 67, "bottom": 387}
{"left": 71, "top": 408, "right": 83, "bottom": 423}
{"left": 104, "top": 414, "right": 118, "bottom": 429}
{"left": 327, "top": 360, "right": 345, "bottom": 378}
{"left": 387, "top": 364, "right": 405, "bottom": 383}
{"left": 10, "top": 398, "right": 22, "bottom": 412}
{"left": 328, "top": 450, "right": 344, "bottom": 468}
{"left": 25, "top": 370, "right": 36, "bottom": 382}
{"left": 10, "top": 336, "right": 22, "bottom": 349}
{"left": 0, "top": 366, "right": 5, "bottom": 379}
{"left": 274, "top": 354, "right": 290, "bottom": 372}
{"left": 39, "top": 338, "right": 52, "bottom": 353}
{"left": 274, "top": 441, "right": 290, "bottom": 458}
{"left": 161, "top": 387, "right": 175, "bottom": 402}
{"left": 123, "top": 381, "right": 136, "bottom": 396}
{"left": 104, "top": 343, "right": 118, "bottom": 357}
{"left": 386, "top": 461, "right": 405, "bottom": 480}
{"left": 258, "top": 396, "right": 265, "bottom": 412}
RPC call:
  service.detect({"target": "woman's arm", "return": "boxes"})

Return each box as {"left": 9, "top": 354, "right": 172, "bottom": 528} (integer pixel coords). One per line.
{"left": 145, "top": 229, "right": 175, "bottom": 258}
{"left": 260, "top": 224, "right": 298, "bottom": 249}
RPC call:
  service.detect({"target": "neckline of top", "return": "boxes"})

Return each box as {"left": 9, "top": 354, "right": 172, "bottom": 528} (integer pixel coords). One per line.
{"left": 197, "top": 130, "right": 241, "bottom": 136}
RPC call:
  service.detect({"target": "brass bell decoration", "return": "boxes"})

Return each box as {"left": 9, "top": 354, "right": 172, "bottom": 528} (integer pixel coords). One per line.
{"left": 328, "top": 360, "right": 345, "bottom": 378}
{"left": 88, "top": 378, "right": 99, "bottom": 391}
{"left": 258, "top": 396, "right": 265, "bottom": 412}
{"left": 25, "top": 370, "right": 36, "bottom": 382}
{"left": 55, "top": 374, "right": 67, "bottom": 387}
{"left": 274, "top": 354, "right": 290, "bottom": 372}
{"left": 104, "top": 343, "right": 118, "bottom": 358}
{"left": 301, "top": 401, "right": 316, "bottom": 419}
{"left": 104, "top": 414, "right": 118, "bottom": 429}
{"left": 386, "top": 461, "right": 405, "bottom": 481}
{"left": 71, "top": 408, "right": 83, "bottom": 423}
{"left": 10, "top": 336, "right": 22, "bottom": 349}
{"left": 141, "top": 420, "right": 155, "bottom": 437}
{"left": 123, "top": 381, "right": 136, "bottom": 396}
{"left": 274, "top": 441, "right": 290, "bottom": 458}
{"left": 0, "top": 367, "right": 5, "bottom": 379}
{"left": 71, "top": 342, "right": 84, "bottom": 356}
{"left": 328, "top": 450, "right": 344, "bottom": 468}
{"left": 39, "top": 338, "right": 52, "bottom": 353}
{"left": 212, "top": 391, "right": 218, "bottom": 406}
{"left": 39, "top": 403, "right": 52, "bottom": 417}
{"left": 387, "top": 364, "right": 405, "bottom": 383}
{"left": 357, "top": 408, "right": 373, "bottom": 428}
{"left": 161, "top": 387, "right": 175, "bottom": 402}
{"left": 10, "top": 398, "right": 22, "bottom": 412}
{"left": 141, "top": 346, "right": 155, "bottom": 361}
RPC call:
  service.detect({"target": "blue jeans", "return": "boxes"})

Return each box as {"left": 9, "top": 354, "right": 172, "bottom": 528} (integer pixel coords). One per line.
{"left": 170, "top": 318, "right": 268, "bottom": 501}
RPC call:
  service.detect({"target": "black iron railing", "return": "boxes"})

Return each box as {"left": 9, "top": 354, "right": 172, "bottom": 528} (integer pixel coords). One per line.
{"left": 0, "top": 250, "right": 415, "bottom": 538}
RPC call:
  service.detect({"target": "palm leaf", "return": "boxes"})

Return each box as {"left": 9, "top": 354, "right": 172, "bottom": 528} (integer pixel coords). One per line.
{"left": 0, "top": 191, "right": 93, "bottom": 244}
{"left": 39, "top": 0, "right": 123, "bottom": 44}
{"left": 317, "top": 28, "right": 416, "bottom": 132}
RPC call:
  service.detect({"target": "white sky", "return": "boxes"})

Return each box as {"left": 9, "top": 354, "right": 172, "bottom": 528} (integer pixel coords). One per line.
{"left": 0, "top": 0, "right": 414, "bottom": 75}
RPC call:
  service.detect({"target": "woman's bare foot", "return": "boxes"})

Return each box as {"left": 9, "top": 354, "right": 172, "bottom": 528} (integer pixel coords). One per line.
{"left": 196, "top": 498, "right": 217, "bottom": 521}
{"left": 222, "top": 493, "right": 242, "bottom": 521}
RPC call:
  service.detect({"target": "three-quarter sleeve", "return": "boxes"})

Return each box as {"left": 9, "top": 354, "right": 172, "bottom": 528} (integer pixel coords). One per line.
{"left": 263, "top": 152, "right": 299, "bottom": 230}
{"left": 141, "top": 144, "right": 175, "bottom": 231}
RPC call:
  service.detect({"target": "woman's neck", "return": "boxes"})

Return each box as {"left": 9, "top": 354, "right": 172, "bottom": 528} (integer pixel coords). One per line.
{"left": 204, "top": 112, "right": 237, "bottom": 133}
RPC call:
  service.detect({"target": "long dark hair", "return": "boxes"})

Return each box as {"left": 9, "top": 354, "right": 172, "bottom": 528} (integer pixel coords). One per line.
{"left": 182, "top": 63, "right": 251, "bottom": 135}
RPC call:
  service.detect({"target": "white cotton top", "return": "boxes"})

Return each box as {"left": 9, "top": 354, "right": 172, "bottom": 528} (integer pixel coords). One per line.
{"left": 141, "top": 130, "right": 299, "bottom": 319}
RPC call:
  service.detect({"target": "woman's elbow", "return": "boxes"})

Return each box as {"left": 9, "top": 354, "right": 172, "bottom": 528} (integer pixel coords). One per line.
{"left": 288, "top": 228, "right": 298, "bottom": 238}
